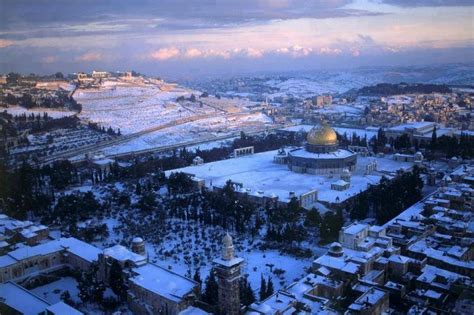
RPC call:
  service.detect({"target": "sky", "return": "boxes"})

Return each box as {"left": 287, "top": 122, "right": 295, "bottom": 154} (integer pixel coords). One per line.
{"left": 0, "top": 0, "right": 473, "bottom": 78}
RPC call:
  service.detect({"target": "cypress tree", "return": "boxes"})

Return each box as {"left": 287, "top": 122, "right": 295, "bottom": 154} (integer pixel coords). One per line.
{"left": 259, "top": 274, "right": 267, "bottom": 301}
{"left": 109, "top": 260, "right": 127, "bottom": 301}
{"left": 431, "top": 126, "right": 437, "bottom": 150}
{"left": 202, "top": 270, "right": 218, "bottom": 305}
{"left": 266, "top": 277, "right": 274, "bottom": 298}
{"left": 193, "top": 268, "right": 202, "bottom": 284}
{"left": 240, "top": 277, "right": 256, "bottom": 306}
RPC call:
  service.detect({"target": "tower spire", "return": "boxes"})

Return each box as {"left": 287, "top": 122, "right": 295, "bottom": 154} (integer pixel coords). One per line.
{"left": 222, "top": 232, "right": 235, "bottom": 261}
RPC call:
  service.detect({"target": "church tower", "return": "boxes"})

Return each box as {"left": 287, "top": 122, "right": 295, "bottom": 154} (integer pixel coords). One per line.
{"left": 213, "top": 233, "right": 244, "bottom": 315}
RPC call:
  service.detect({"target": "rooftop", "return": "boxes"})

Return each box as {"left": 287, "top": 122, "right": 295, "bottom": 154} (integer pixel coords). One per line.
{"left": 343, "top": 223, "right": 368, "bottom": 235}
{"left": 0, "top": 281, "right": 50, "bottom": 315}
{"left": 0, "top": 237, "right": 101, "bottom": 267}
{"left": 103, "top": 244, "right": 147, "bottom": 265}
{"left": 289, "top": 147, "right": 354, "bottom": 159}
{"left": 46, "top": 302, "right": 83, "bottom": 315}
{"left": 130, "top": 263, "right": 198, "bottom": 303}
{"left": 349, "top": 287, "right": 387, "bottom": 311}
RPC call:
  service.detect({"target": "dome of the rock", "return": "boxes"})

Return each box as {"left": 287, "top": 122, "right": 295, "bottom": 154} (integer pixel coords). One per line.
{"left": 307, "top": 124, "right": 338, "bottom": 146}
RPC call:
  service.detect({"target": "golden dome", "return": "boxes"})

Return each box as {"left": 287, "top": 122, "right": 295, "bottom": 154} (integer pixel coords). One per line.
{"left": 307, "top": 124, "right": 338, "bottom": 146}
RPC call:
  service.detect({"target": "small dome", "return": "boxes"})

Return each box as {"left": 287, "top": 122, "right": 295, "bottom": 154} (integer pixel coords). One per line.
{"left": 328, "top": 242, "right": 344, "bottom": 257}
{"left": 132, "top": 237, "right": 144, "bottom": 243}
{"left": 307, "top": 124, "right": 338, "bottom": 146}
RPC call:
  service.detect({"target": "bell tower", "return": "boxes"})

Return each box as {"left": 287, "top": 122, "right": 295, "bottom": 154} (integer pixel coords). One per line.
{"left": 213, "top": 233, "right": 244, "bottom": 315}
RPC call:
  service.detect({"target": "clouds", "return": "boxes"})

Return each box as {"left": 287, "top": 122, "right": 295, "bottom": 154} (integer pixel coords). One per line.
{"left": 0, "top": 39, "right": 15, "bottom": 48}
{"left": 150, "top": 48, "right": 180, "bottom": 60}
{"left": 41, "top": 56, "right": 58, "bottom": 64}
{"left": 145, "top": 41, "right": 386, "bottom": 62}
{"left": 276, "top": 45, "right": 313, "bottom": 57}
{"left": 380, "top": 0, "right": 474, "bottom": 7}
{"left": 0, "top": 0, "right": 472, "bottom": 76}
{"left": 0, "top": 0, "right": 376, "bottom": 33}
{"left": 75, "top": 52, "right": 103, "bottom": 62}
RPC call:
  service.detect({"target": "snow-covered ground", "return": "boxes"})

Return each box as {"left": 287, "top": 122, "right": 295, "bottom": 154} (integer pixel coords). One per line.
{"left": 144, "top": 233, "right": 315, "bottom": 291}
{"left": 264, "top": 70, "right": 385, "bottom": 98}
{"left": 101, "top": 113, "right": 272, "bottom": 155}
{"left": 70, "top": 79, "right": 275, "bottom": 156}
{"left": 31, "top": 277, "right": 81, "bottom": 304}
{"left": 166, "top": 149, "right": 414, "bottom": 205}
{"left": 97, "top": 215, "right": 321, "bottom": 292}
{"left": 196, "top": 64, "right": 474, "bottom": 101}
{"left": 74, "top": 80, "right": 265, "bottom": 135}
{"left": 74, "top": 85, "right": 194, "bottom": 134}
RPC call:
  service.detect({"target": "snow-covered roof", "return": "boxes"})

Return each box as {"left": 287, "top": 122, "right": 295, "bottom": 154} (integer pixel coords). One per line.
{"left": 423, "top": 289, "right": 442, "bottom": 300}
{"left": 349, "top": 287, "right": 387, "bottom": 311}
{"left": 0, "top": 255, "right": 17, "bottom": 268}
{"left": 60, "top": 237, "right": 101, "bottom": 263}
{"left": 369, "top": 225, "right": 384, "bottom": 233}
{"left": 103, "top": 244, "right": 147, "bottom": 265}
{"left": 387, "top": 121, "right": 434, "bottom": 132}
{"left": 46, "top": 302, "right": 83, "bottom": 315}
{"left": 130, "top": 263, "right": 198, "bottom": 303}
{"left": 7, "top": 239, "right": 64, "bottom": 261}
{"left": 314, "top": 254, "right": 360, "bottom": 274}
{"left": 179, "top": 306, "right": 210, "bottom": 315}
{"left": 213, "top": 256, "right": 244, "bottom": 267}
{"left": 332, "top": 179, "right": 349, "bottom": 187}
{"left": 132, "top": 237, "right": 144, "bottom": 243}
{"left": 409, "top": 240, "right": 474, "bottom": 271}
{"left": 343, "top": 223, "right": 368, "bottom": 235}
{"left": 91, "top": 158, "right": 115, "bottom": 165}
{"left": 249, "top": 291, "right": 296, "bottom": 314}
{"left": 0, "top": 281, "right": 50, "bottom": 315}
{"left": 388, "top": 254, "right": 410, "bottom": 264}
{"left": 289, "top": 147, "right": 355, "bottom": 159}
{"left": 0, "top": 237, "right": 100, "bottom": 266}
{"left": 417, "top": 265, "right": 468, "bottom": 288}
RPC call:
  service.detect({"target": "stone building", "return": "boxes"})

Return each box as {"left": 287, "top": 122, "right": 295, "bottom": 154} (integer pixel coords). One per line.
{"left": 346, "top": 287, "right": 389, "bottom": 314}
{"left": 128, "top": 263, "right": 200, "bottom": 315}
{"left": 0, "top": 237, "right": 101, "bottom": 283}
{"left": 214, "top": 233, "right": 244, "bottom": 315}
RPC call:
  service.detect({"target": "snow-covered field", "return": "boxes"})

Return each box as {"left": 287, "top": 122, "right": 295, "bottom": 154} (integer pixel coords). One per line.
{"left": 74, "top": 85, "right": 195, "bottom": 134}
{"left": 74, "top": 80, "right": 265, "bottom": 135}
{"left": 71, "top": 79, "right": 275, "bottom": 156}
{"left": 265, "top": 72, "right": 378, "bottom": 98}
{"left": 102, "top": 112, "right": 273, "bottom": 155}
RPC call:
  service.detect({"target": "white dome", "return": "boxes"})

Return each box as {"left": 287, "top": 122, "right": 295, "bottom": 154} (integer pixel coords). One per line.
{"left": 132, "top": 237, "right": 144, "bottom": 243}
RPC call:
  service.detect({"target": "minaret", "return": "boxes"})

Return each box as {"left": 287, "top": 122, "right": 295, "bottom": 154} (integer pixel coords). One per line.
{"left": 213, "top": 233, "right": 244, "bottom": 315}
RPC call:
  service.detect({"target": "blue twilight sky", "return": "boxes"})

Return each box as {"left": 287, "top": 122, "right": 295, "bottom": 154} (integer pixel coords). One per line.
{"left": 0, "top": 0, "right": 473, "bottom": 78}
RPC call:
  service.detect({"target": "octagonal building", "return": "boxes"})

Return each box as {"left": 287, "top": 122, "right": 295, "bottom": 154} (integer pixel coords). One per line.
{"left": 287, "top": 124, "right": 357, "bottom": 175}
